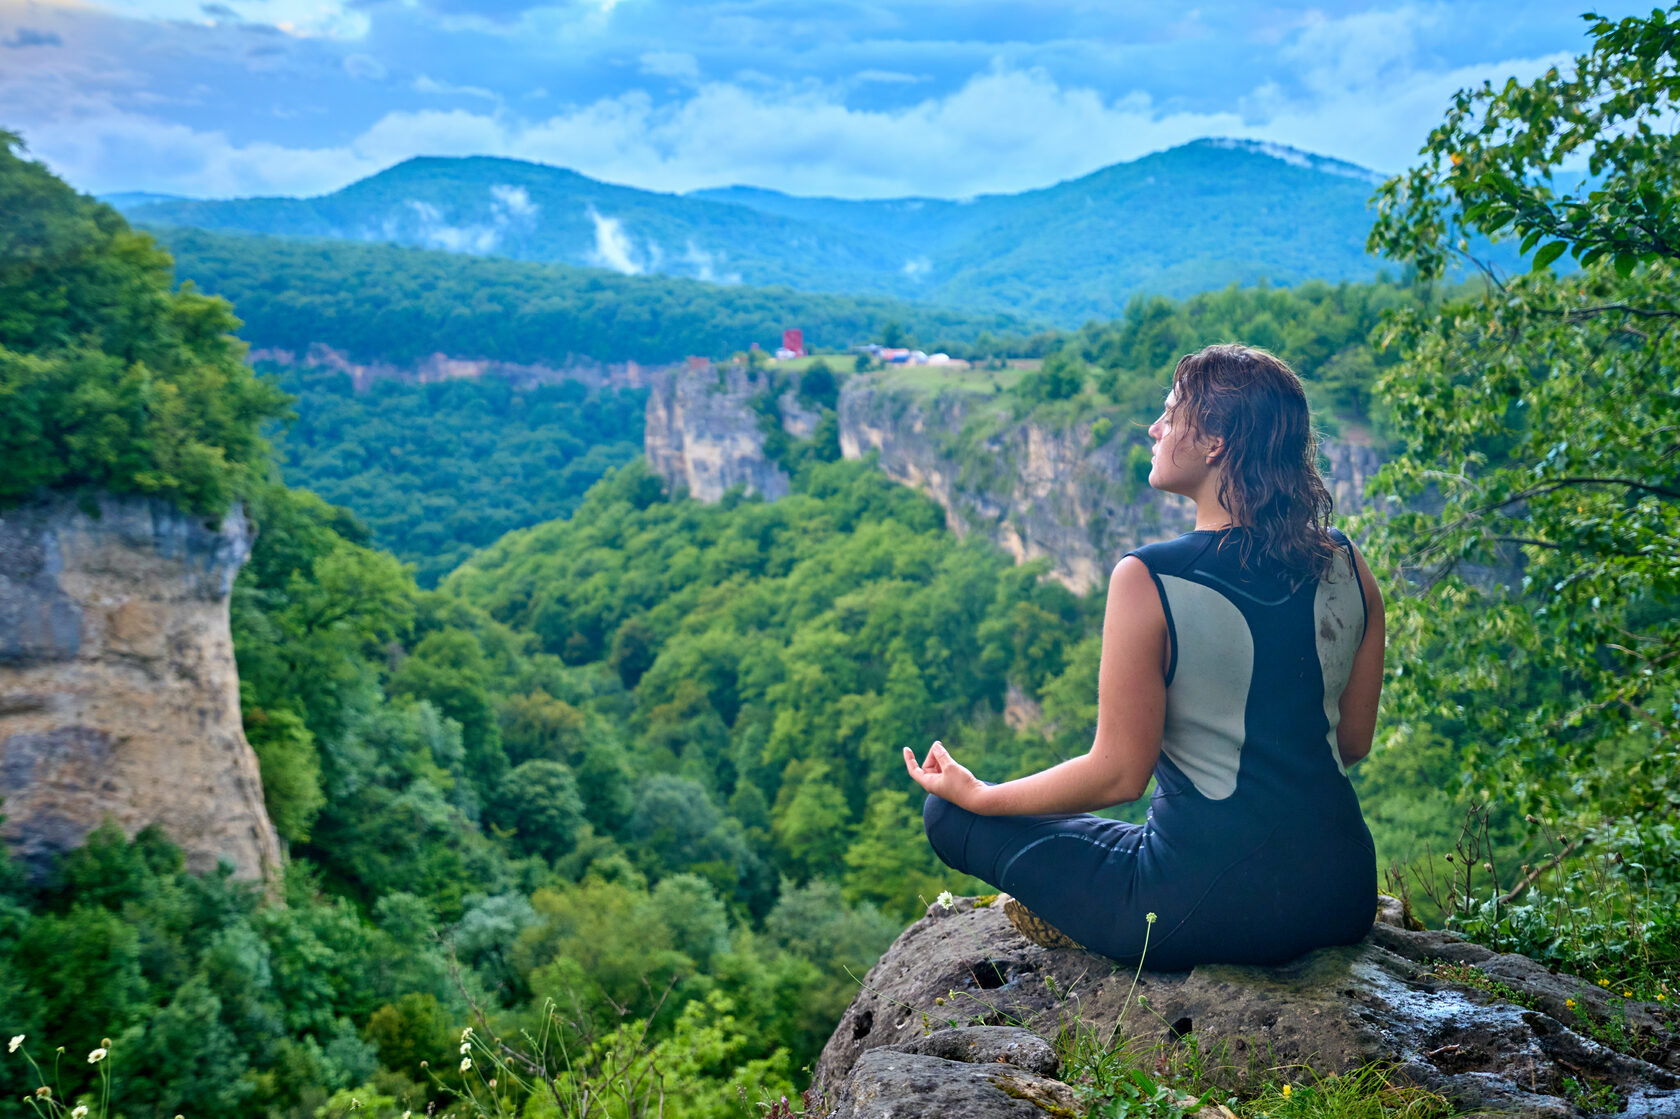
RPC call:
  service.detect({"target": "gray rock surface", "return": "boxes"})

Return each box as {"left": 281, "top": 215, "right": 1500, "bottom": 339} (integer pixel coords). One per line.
{"left": 815, "top": 896, "right": 1679, "bottom": 1118}
{"left": 644, "top": 361, "right": 791, "bottom": 502}
{"left": 0, "top": 493, "right": 281, "bottom": 882}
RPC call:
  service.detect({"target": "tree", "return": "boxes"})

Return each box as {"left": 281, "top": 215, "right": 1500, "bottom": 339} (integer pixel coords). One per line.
{"left": 1362, "top": 6, "right": 1680, "bottom": 890}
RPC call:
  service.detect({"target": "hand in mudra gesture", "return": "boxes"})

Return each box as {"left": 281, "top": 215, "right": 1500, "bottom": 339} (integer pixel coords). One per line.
{"left": 903, "top": 740, "right": 982, "bottom": 809}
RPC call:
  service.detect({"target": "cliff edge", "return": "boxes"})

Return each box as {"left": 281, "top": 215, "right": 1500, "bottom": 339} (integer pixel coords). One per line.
{"left": 0, "top": 493, "right": 281, "bottom": 882}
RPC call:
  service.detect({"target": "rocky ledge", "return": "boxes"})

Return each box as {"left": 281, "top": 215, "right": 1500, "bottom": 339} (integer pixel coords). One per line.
{"left": 813, "top": 897, "right": 1679, "bottom": 1118}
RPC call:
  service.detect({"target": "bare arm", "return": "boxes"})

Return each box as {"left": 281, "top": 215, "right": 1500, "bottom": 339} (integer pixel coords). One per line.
{"left": 1336, "top": 541, "right": 1385, "bottom": 766}
{"left": 905, "top": 556, "right": 1166, "bottom": 815}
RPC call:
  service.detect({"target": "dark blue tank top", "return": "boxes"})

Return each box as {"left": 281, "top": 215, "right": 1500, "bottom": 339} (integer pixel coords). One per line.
{"left": 1125, "top": 526, "right": 1371, "bottom": 853}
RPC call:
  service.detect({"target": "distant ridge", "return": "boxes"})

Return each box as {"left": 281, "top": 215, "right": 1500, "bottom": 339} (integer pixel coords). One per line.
{"left": 115, "top": 139, "right": 1397, "bottom": 325}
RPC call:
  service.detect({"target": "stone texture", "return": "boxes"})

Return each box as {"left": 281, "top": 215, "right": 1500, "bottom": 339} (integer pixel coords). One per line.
{"left": 641, "top": 367, "right": 1386, "bottom": 593}
{"left": 822, "top": 1045, "right": 1080, "bottom": 1119}
{"left": 0, "top": 493, "right": 281, "bottom": 882}
{"left": 815, "top": 896, "right": 1679, "bottom": 1118}
{"left": 644, "top": 361, "right": 791, "bottom": 502}
{"left": 840, "top": 380, "right": 1382, "bottom": 594}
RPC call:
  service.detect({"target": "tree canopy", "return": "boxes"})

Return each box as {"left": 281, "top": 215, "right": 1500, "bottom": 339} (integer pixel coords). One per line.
{"left": 0, "top": 132, "right": 289, "bottom": 514}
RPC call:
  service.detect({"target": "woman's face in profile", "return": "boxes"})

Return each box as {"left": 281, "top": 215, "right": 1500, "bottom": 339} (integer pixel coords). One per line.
{"left": 1146, "top": 389, "right": 1216, "bottom": 497}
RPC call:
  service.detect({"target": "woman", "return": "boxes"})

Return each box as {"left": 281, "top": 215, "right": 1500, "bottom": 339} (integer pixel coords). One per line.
{"left": 905, "top": 343, "right": 1384, "bottom": 969}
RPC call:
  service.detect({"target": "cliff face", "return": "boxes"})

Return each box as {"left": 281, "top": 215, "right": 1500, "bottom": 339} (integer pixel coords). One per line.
{"left": 644, "top": 362, "right": 792, "bottom": 503}
{"left": 842, "top": 382, "right": 1384, "bottom": 592}
{"left": 0, "top": 494, "right": 281, "bottom": 882}
{"left": 645, "top": 368, "right": 1384, "bottom": 592}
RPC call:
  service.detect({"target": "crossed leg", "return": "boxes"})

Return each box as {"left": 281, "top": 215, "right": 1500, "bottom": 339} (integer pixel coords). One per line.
{"left": 922, "top": 793, "right": 1152, "bottom": 960}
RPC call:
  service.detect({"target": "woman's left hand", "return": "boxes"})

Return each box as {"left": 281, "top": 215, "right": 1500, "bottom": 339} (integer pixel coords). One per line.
{"left": 904, "top": 741, "right": 985, "bottom": 811}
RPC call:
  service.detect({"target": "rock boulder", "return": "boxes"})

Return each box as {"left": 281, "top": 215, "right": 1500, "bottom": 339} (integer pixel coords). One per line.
{"left": 814, "top": 896, "right": 1679, "bottom": 1118}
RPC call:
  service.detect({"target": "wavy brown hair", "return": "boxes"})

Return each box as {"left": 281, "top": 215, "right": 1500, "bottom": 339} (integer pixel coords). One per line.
{"left": 1168, "top": 343, "right": 1340, "bottom": 581}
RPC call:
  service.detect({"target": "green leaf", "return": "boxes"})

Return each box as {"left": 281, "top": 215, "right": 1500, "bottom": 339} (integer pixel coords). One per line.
{"left": 1614, "top": 252, "right": 1638, "bottom": 278}
{"left": 1520, "top": 228, "right": 1547, "bottom": 255}
{"left": 1531, "top": 240, "right": 1569, "bottom": 270}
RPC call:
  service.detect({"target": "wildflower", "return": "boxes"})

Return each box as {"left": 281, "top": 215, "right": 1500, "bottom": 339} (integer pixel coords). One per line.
{"left": 1658, "top": 994, "right": 1667, "bottom": 1002}
{"left": 1624, "top": 991, "right": 1633, "bottom": 998}
{"left": 7, "top": 1035, "right": 21, "bottom": 1054}
{"left": 404, "top": 1112, "right": 413, "bottom": 1119}
{"left": 34, "top": 1086, "right": 51, "bottom": 1099}
{"left": 1599, "top": 978, "right": 1610, "bottom": 987}
{"left": 460, "top": 1042, "right": 471, "bottom": 1055}
{"left": 350, "top": 1098, "right": 362, "bottom": 1110}
{"left": 1565, "top": 999, "right": 1576, "bottom": 1009}
{"left": 1146, "top": 912, "right": 1157, "bottom": 924}
{"left": 88, "top": 1047, "right": 108, "bottom": 1064}
{"left": 1281, "top": 1083, "right": 1292, "bottom": 1098}
{"left": 460, "top": 1057, "right": 472, "bottom": 1073}
{"left": 936, "top": 891, "right": 954, "bottom": 910}
{"left": 101, "top": 1038, "right": 110, "bottom": 1048}
{"left": 460, "top": 1027, "right": 473, "bottom": 1042}
{"left": 488, "top": 1079, "right": 496, "bottom": 1089}
{"left": 72, "top": 1107, "right": 89, "bottom": 1119}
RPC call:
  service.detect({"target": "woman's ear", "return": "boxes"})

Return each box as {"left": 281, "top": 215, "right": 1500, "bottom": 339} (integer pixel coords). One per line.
{"left": 1204, "top": 437, "right": 1226, "bottom": 465}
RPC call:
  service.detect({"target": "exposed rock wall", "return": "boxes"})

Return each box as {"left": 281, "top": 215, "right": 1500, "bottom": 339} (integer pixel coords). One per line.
{"left": 0, "top": 494, "right": 281, "bottom": 882}
{"left": 841, "top": 381, "right": 1384, "bottom": 593}
{"left": 249, "top": 342, "right": 655, "bottom": 392}
{"left": 644, "top": 366, "right": 1385, "bottom": 592}
{"left": 644, "top": 362, "right": 791, "bottom": 502}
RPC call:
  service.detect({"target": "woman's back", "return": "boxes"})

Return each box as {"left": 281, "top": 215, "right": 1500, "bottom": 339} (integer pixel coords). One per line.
{"left": 1120, "top": 523, "right": 1377, "bottom": 964}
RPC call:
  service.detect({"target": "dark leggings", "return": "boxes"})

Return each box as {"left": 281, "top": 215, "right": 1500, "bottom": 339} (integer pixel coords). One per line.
{"left": 922, "top": 793, "right": 1376, "bottom": 970}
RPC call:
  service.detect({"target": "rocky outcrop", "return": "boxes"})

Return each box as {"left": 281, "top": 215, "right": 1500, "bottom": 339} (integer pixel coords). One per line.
{"left": 644, "top": 361, "right": 791, "bottom": 502}
{"left": 249, "top": 342, "right": 655, "bottom": 392}
{"left": 643, "top": 367, "right": 1386, "bottom": 592}
{"left": 813, "top": 896, "right": 1679, "bottom": 1118}
{"left": 841, "top": 380, "right": 1385, "bottom": 593}
{"left": 0, "top": 494, "right": 281, "bottom": 883}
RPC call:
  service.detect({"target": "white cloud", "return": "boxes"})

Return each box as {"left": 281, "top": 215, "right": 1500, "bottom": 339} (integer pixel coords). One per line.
{"left": 490, "top": 183, "right": 536, "bottom": 216}
{"left": 682, "top": 239, "right": 739, "bottom": 283}
{"left": 15, "top": 40, "right": 1581, "bottom": 200}
{"left": 639, "top": 50, "right": 699, "bottom": 82}
{"left": 414, "top": 74, "right": 500, "bottom": 101}
{"left": 343, "top": 52, "right": 386, "bottom": 81}
{"left": 585, "top": 206, "right": 641, "bottom": 273}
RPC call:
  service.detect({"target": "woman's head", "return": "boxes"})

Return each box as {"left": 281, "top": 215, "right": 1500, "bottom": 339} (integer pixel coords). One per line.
{"left": 1149, "top": 343, "right": 1339, "bottom": 579}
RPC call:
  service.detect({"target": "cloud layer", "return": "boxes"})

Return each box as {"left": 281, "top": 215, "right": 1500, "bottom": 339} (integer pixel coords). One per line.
{"left": 0, "top": 0, "right": 1631, "bottom": 200}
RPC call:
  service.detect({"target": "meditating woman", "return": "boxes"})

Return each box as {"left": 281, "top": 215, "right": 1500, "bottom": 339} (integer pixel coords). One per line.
{"left": 906, "top": 343, "right": 1384, "bottom": 969}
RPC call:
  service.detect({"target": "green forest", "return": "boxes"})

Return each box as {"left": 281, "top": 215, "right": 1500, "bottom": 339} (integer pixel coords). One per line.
{"left": 4, "top": 8, "right": 1680, "bottom": 1117}
{"left": 263, "top": 364, "right": 647, "bottom": 587}
{"left": 155, "top": 226, "right": 1033, "bottom": 368}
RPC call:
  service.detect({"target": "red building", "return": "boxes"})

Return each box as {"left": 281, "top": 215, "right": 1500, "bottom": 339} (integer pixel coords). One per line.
{"left": 782, "top": 328, "right": 805, "bottom": 358}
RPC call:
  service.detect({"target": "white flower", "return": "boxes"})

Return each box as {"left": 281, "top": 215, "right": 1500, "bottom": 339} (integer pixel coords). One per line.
{"left": 460, "top": 1026, "right": 473, "bottom": 1041}
{"left": 459, "top": 1041, "right": 471, "bottom": 1055}
{"left": 7, "top": 1035, "right": 21, "bottom": 1054}
{"left": 87, "top": 1047, "right": 108, "bottom": 1064}
{"left": 1145, "top": 912, "right": 1157, "bottom": 924}
{"left": 935, "top": 891, "right": 955, "bottom": 911}
{"left": 460, "top": 1056, "right": 472, "bottom": 1073}
{"left": 71, "top": 1107, "right": 89, "bottom": 1119}
{"left": 349, "top": 1098, "right": 362, "bottom": 1110}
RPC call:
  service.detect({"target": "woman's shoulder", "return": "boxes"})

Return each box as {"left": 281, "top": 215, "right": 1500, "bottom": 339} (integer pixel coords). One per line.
{"left": 1122, "top": 530, "right": 1219, "bottom": 577}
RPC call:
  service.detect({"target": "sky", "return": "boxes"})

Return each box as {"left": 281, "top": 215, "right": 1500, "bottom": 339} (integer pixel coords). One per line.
{"left": 0, "top": 0, "right": 1640, "bottom": 202}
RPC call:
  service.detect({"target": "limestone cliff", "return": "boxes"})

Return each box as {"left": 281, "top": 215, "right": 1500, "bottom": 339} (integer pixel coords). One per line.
{"left": 0, "top": 494, "right": 281, "bottom": 882}
{"left": 644, "top": 361, "right": 792, "bottom": 503}
{"left": 644, "top": 367, "right": 1385, "bottom": 592}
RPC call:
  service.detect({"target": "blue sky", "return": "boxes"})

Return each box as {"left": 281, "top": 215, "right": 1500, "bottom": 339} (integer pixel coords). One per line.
{"left": 0, "top": 0, "right": 1637, "bottom": 200}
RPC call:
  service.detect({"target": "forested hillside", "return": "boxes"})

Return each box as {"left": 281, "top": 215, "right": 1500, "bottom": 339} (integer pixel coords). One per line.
{"left": 115, "top": 140, "right": 1406, "bottom": 327}
{"left": 5, "top": 9, "right": 1680, "bottom": 1117}
{"left": 265, "top": 364, "right": 646, "bottom": 586}
{"left": 155, "top": 226, "right": 1033, "bottom": 368}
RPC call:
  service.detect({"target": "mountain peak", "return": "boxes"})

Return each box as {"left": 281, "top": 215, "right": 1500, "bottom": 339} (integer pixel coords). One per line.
{"left": 1183, "top": 138, "right": 1385, "bottom": 183}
